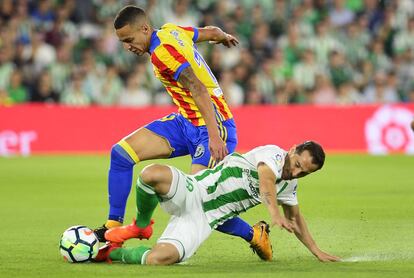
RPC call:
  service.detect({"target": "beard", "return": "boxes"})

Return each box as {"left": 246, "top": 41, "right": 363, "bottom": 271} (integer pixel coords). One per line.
{"left": 281, "top": 155, "right": 292, "bottom": 180}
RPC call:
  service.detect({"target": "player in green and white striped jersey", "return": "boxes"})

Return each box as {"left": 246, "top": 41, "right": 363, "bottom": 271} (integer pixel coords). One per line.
{"left": 101, "top": 141, "right": 340, "bottom": 265}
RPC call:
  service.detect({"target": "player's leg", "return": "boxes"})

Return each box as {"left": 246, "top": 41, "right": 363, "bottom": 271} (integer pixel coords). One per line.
{"left": 108, "top": 243, "right": 179, "bottom": 265}
{"left": 107, "top": 128, "right": 172, "bottom": 223}
{"left": 95, "top": 128, "right": 172, "bottom": 240}
{"left": 105, "top": 164, "right": 175, "bottom": 243}
{"left": 97, "top": 164, "right": 179, "bottom": 264}
{"left": 105, "top": 165, "right": 212, "bottom": 264}
{"left": 96, "top": 114, "right": 189, "bottom": 241}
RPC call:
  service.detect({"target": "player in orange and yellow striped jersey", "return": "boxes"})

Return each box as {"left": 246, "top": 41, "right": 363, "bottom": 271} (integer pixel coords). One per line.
{"left": 149, "top": 23, "right": 233, "bottom": 127}
{"left": 93, "top": 6, "right": 272, "bottom": 261}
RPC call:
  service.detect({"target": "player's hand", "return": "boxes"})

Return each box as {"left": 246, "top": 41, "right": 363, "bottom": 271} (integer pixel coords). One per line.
{"left": 209, "top": 33, "right": 239, "bottom": 48}
{"left": 209, "top": 135, "right": 228, "bottom": 162}
{"left": 315, "top": 250, "right": 341, "bottom": 262}
{"left": 271, "top": 214, "right": 294, "bottom": 233}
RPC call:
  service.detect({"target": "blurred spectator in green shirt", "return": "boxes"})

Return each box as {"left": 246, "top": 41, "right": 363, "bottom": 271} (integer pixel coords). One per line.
{"left": 7, "top": 69, "right": 28, "bottom": 103}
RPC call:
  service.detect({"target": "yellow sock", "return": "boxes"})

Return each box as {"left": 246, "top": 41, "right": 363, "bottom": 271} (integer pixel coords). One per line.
{"left": 105, "top": 220, "right": 123, "bottom": 229}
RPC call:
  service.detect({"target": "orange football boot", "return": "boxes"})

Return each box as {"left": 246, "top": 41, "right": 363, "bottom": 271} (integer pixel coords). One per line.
{"left": 104, "top": 218, "right": 154, "bottom": 243}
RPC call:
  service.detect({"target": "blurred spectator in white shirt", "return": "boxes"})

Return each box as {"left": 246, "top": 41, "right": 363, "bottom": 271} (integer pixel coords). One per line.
{"left": 48, "top": 44, "right": 73, "bottom": 93}
{"left": 118, "top": 72, "right": 152, "bottom": 107}
{"left": 293, "top": 49, "right": 324, "bottom": 90}
{"left": 61, "top": 72, "right": 90, "bottom": 106}
{"left": 311, "top": 75, "right": 337, "bottom": 105}
{"left": 220, "top": 69, "right": 244, "bottom": 107}
{"left": 393, "top": 18, "right": 414, "bottom": 55}
{"left": 329, "top": 0, "right": 355, "bottom": 28}
{"left": 363, "top": 71, "right": 399, "bottom": 103}
{"left": 22, "top": 32, "right": 56, "bottom": 75}
{"left": 306, "top": 19, "right": 342, "bottom": 66}
{"left": 336, "top": 82, "right": 363, "bottom": 105}
{"left": 270, "top": 48, "right": 292, "bottom": 89}
{"left": 80, "top": 48, "right": 106, "bottom": 101}
{"left": 94, "top": 64, "right": 123, "bottom": 106}
{"left": 257, "top": 60, "right": 276, "bottom": 103}
{"left": 0, "top": 45, "right": 15, "bottom": 90}
{"left": 145, "top": 0, "right": 172, "bottom": 29}
{"left": 165, "top": 0, "right": 198, "bottom": 27}
{"left": 369, "top": 39, "right": 392, "bottom": 72}
{"left": 339, "top": 22, "right": 369, "bottom": 67}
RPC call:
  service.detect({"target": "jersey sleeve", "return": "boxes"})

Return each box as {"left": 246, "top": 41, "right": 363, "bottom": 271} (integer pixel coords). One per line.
{"left": 150, "top": 44, "right": 190, "bottom": 81}
{"left": 277, "top": 180, "right": 298, "bottom": 206}
{"left": 253, "top": 145, "right": 285, "bottom": 180}
{"left": 177, "top": 26, "right": 199, "bottom": 42}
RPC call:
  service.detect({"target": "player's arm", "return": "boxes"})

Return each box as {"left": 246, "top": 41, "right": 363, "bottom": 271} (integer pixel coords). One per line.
{"left": 257, "top": 163, "right": 293, "bottom": 233}
{"left": 282, "top": 204, "right": 341, "bottom": 262}
{"left": 178, "top": 66, "right": 227, "bottom": 161}
{"left": 196, "top": 26, "right": 239, "bottom": 48}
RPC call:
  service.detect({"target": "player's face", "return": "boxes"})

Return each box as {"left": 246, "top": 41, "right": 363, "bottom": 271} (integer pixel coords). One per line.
{"left": 116, "top": 23, "right": 150, "bottom": 56}
{"left": 282, "top": 148, "right": 318, "bottom": 180}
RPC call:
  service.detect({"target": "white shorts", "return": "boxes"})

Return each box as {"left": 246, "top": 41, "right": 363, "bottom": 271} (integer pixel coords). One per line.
{"left": 157, "top": 166, "right": 212, "bottom": 262}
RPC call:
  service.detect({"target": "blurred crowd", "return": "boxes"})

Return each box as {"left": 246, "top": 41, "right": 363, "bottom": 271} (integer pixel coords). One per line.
{"left": 1, "top": 0, "right": 414, "bottom": 107}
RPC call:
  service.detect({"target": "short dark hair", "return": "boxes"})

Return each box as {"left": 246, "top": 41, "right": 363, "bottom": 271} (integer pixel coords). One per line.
{"left": 114, "top": 6, "right": 146, "bottom": 29}
{"left": 295, "top": 141, "right": 325, "bottom": 170}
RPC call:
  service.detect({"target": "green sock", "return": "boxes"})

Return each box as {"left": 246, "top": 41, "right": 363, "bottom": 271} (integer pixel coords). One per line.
{"left": 135, "top": 177, "right": 159, "bottom": 228}
{"left": 109, "top": 246, "right": 151, "bottom": 264}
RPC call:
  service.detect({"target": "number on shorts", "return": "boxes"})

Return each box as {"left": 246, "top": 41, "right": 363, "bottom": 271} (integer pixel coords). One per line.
{"left": 160, "top": 114, "right": 176, "bottom": 122}
{"left": 185, "top": 178, "right": 194, "bottom": 192}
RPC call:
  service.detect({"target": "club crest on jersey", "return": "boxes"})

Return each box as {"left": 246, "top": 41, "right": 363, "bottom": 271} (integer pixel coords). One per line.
{"left": 194, "top": 144, "right": 205, "bottom": 158}
{"left": 275, "top": 154, "right": 283, "bottom": 166}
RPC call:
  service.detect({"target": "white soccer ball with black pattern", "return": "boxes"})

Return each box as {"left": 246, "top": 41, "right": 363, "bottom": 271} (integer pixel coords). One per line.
{"left": 59, "top": 225, "right": 99, "bottom": 263}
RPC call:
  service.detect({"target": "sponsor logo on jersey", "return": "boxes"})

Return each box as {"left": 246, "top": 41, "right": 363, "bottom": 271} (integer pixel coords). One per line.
{"left": 170, "top": 30, "right": 184, "bottom": 46}
{"left": 244, "top": 169, "right": 259, "bottom": 198}
{"left": 274, "top": 153, "right": 283, "bottom": 168}
{"left": 248, "top": 180, "right": 259, "bottom": 199}
{"left": 213, "top": 87, "right": 223, "bottom": 97}
{"left": 275, "top": 154, "right": 282, "bottom": 162}
{"left": 194, "top": 144, "right": 205, "bottom": 158}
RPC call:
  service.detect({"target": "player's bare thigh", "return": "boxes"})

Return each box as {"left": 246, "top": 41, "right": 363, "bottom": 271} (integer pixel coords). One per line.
{"left": 123, "top": 128, "right": 173, "bottom": 161}
{"left": 146, "top": 242, "right": 180, "bottom": 265}
{"left": 140, "top": 164, "right": 173, "bottom": 195}
{"left": 191, "top": 164, "right": 208, "bottom": 174}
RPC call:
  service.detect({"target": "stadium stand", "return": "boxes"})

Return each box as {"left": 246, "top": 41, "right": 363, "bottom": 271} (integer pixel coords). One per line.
{"left": 0, "top": 0, "right": 414, "bottom": 107}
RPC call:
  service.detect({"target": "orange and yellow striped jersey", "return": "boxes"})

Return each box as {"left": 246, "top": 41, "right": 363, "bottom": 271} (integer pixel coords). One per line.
{"left": 149, "top": 23, "right": 233, "bottom": 126}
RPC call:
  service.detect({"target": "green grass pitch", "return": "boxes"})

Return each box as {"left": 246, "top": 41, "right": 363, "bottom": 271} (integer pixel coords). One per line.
{"left": 0, "top": 154, "right": 413, "bottom": 278}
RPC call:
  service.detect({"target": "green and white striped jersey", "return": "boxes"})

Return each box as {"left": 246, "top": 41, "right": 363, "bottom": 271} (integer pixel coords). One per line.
{"left": 192, "top": 145, "right": 298, "bottom": 229}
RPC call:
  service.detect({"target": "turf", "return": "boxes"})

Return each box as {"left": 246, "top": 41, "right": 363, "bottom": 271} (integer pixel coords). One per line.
{"left": 0, "top": 154, "right": 413, "bottom": 278}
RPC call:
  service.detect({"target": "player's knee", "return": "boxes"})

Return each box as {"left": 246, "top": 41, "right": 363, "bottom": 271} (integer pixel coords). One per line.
{"left": 110, "top": 144, "right": 120, "bottom": 160}
{"left": 140, "top": 164, "right": 167, "bottom": 186}
{"left": 145, "top": 250, "right": 178, "bottom": 265}
{"left": 110, "top": 143, "right": 137, "bottom": 168}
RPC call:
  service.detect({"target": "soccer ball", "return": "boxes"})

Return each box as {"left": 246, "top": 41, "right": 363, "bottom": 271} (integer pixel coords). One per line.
{"left": 59, "top": 225, "right": 99, "bottom": 263}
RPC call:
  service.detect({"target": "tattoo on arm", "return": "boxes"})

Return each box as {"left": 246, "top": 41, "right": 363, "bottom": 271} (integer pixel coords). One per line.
{"left": 178, "top": 67, "right": 202, "bottom": 93}
{"left": 261, "top": 192, "right": 272, "bottom": 205}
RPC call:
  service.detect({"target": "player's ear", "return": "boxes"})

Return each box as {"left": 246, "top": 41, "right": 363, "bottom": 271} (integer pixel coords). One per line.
{"left": 289, "top": 145, "right": 297, "bottom": 154}
{"left": 142, "top": 23, "right": 150, "bottom": 34}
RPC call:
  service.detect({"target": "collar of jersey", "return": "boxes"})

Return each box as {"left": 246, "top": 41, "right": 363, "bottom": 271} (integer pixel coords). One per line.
{"left": 149, "top": 30, "right": 161, "bottom": 54}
